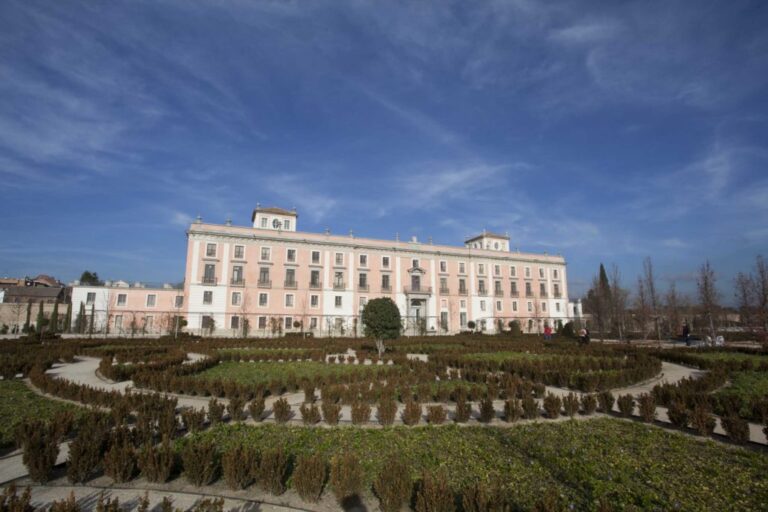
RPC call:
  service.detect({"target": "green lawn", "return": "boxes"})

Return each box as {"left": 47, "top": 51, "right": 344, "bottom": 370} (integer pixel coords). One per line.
{"left": 194, "top": 361, "right": 388, "bottom": 386}
{"left": 694, "top": 352, "right": 768, "bottom": 363}
{"left": 463, "top": 351, "right": 555, "bottom": 362}
{"left": 0, "top": 379, "right": 82, "bottom": 449}
{"left": 187, "top": 418, "right": 768, "bottom": 511}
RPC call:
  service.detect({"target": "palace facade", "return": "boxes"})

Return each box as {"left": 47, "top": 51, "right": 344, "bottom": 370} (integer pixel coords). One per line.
{"left": 182, "top": 206, "right": 577, "bottom": 337}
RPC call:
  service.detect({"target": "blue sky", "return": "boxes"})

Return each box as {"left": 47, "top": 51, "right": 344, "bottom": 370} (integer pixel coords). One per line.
{"left": 1, "top": 0, "right": 767, "bottom": 300}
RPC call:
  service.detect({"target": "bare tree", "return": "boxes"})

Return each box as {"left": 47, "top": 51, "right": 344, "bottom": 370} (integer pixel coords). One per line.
{"left": 642, "top": 257, "right": 661, "bottom": 340}
{"left": 665, "top": 281, "right": 683, "bottom": 338}
{"left": 754, "top": 255, "right": 768, "bottom": 334}
{"left": 734, "top": 272, "right": 754, "bottom": 332}
{"left": 634, "top": 278, "right": 652, "bottom": 339}
{"left": 609, "top": 264, "right": 629, "bottom": 341}
{"left": 697, "top": 261, "right": 719, "bottom": 341}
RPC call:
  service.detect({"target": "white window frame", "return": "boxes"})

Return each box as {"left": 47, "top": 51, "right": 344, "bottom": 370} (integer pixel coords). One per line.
{"left": 260, "top": 217, "right": 268, "bottom": 228}
{"left": 513, "top": 301, "right": 518, "bottom": 312}
{"left": 311, "top": 251, "right": 321, "bottom": 264}
{"left": 283, "top": 219, "right": 291, "bottom": 231}
{"left": 494, "top": 264, "right": 501, "bottom": 276}
{"left": 203, "top": 291, "right": 213, "bottom": 305}
{"left": 459, "top": 262, "right": 466, "bottom": 274}
{"left": 258, "top": 316, "right": 267, "bottom": 329}
{"left": 439, "top": 260, "right": 447, "bottom": 273}
{"left": 258, "top": 292, "right": 269, "bottom": 307}
{"left": 285, "top": 293, "right": 295, "bottom": 308}
{"left": 496, "top": 300, "right": 502, "bottom": 311}
{"left": 234, "top": 245, "right": 245, "bottom": 259}
{"left": 230, "top": 316, "right": 240, "bottom": 330}
{"left": 231, "top": 292, "right": 241, "bottom": 306}
{"left": 542, "top": 302, "right": 547, "bottom": 312}
{"left": 146, "top": 294, "right": 157, "bottom": 308}
{"left": 334, "top": 296, "right": 342, "bottom": 308}
{"left": 310, "top": 317, "right": 318, "bottom": 329}
{"left": 335, "top": 252, "right": 344, "bottom": 265}
{"left": 206, "top": 243, "right": 216, "bottom": 257}
{"left": 359, "top": 254, "right": 368, "bottom": 267}
{"left": 510, "top": 265, "right": 517, "bottom": 277}
{"left": 116, "top": 294, "right": 127, "bottom": 307}
{"left": 260, "top": 246, "right": 271, "bottom": 261}
{"left": 525, "top": 266, "right": 531, "bottom": 278}
{"left": 539, "top": 268, "right": 545, "bottom": 279}
{"left": 527, "top": 301, "right": 533, "bottom": 312}
{"left": 310, "top": 294, "right": 319, "bottom": 308}
{"left": 86, "top": 292, "right": 96, "bottom": 305}
{"left": 480, "top": 300, "right": 486, "bottom": 312}
{"left": 478, "top": 263, "right": 485, "bottom": 275}
{"left": 381, "top": 255, "right": 390, "bottom": 268}
{"left": 285, "top": 316, "right": 293, "bottom": 329}
{"left": 286, "top": 247, "right": 297, "bottom": 263}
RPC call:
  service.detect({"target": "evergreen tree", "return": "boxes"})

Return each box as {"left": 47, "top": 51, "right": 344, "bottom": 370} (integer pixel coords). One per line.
{"left": 36, "top": 300, "right": 45, "bottom": 332}
{"left": 50, "top": 301, "right": 59, "bottom": 333}
{"left": 584, "top": 263, "right": 612, "bottom": 342}
{"left": 75, "top": 302, "right": 85, "bottom": 334}
{"left": 89, "top": 304, "right": 95, "bottom": 335}
{"left": 23, "top": 301, "right": 32, "bottom": 333}
{"left": 63, "top": 302, "right": 72, "bottom": 333}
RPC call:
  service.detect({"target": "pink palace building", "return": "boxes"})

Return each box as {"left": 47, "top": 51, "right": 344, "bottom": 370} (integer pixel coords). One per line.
{"left": 68, "top": 205, "right": 581, "bottom": 337}
{"left": 181, "top": 206, "right": 576, "bottom": 337}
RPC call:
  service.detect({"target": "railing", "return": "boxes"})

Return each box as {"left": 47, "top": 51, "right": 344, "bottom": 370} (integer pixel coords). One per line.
{"left": 258, "top": 280, "right": 272, "bottom": 289}
{"left": 439, "top": 287, "right": 450, "bottom": 294}
{"left": 333, "top": 282, "right": 346, "bottom": 290}
{"left": 458, "top": 288, "right": 468, "bottom": 296}
{"left": 477, "top": 288, "right": 488, "bottom": 296}
{"left": 526, "top": 292, "right": 534, "bottom": 298}
{"left": 309, "top": 282, "right": 322, "bottom": 289}
{"left": 230, "top": 278, "right": 245, "bottom": 287}
{"left": 510, "top": 290, "right": 519, "bottom": 297}
{"left": 494, "top": 289, "right": 504, "bottom": 297}
{"left": 284, "top": 280, "right": 298, "bottom": 289}
{"left": 554, "top": 292, "right": 562, "bottom": 298}
{"left": 381, "top": 284, "right": 392, "bottom": 292}
{"left": 540, "top": 291, "right": 548, "bottom": 298}
{"left": 358, "top": 284, "right": 370, "bottom": 292}
{"left": 202, "top": 276, "right": 216, "bottom": 285}
{"left": 403, "top": 285, "right": 432, "bottom": 294}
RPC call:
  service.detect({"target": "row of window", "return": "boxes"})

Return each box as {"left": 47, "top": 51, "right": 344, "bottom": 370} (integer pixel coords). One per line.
{"left": 84, "top": 292, "right": 184, "bottom": 308}
{"left": 201, "top": 263, "right": 562, "bottom": 297}
{"left": 203, "top": 243, "right": 561, "bottom": 279}
{"left": 209, "top": 306, "right": 561, "bottom": 333}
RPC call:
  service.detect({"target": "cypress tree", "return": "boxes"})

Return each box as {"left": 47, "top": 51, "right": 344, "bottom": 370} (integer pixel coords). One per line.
{"left": 75, "top": 302, "right": 85, "bottom": 334}
{"left": 36, "top": 300, "right": 45, "bottom": 333}
{"left": 50, "top": 301, "right": 59, "bottom": 333}
{"left": 89, "top": 304, "right": 95, "bottom": 335}
{"left": 63, "top": 302, "right": 72, "bottom": 333}
{"left": 23, "top": 301, "right": 32, "bottom": 333}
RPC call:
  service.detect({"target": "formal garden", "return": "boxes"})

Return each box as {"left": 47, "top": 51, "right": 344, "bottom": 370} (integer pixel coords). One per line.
{"left": 1, "top": 299, "right": 767, "bottom": 511}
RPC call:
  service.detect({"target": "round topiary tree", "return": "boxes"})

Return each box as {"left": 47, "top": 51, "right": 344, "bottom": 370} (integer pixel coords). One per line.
{"left": 362, "top": 298, "right": 401, "bottom": 357}
{"left": 467, "top": 320, "right": 476, "bottom": 333}
{"left": 508, "top": 320, "right": 522, "bottom": 336}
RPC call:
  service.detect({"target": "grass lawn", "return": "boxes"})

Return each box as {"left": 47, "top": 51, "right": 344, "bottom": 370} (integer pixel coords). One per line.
{"left": 462, "top": 351, "right": 555, "bottom": 362}
{"left": 714, "top": 371, "right": 768, "bottom": 418}
{"left": 193, "top": 361, "right": 388, "bottom": 386}
{"left": 0, "top": 379, "right": 82, "bottom": 449}
{"left": 694, "top": 352, "right": 768, "bottom": 363}
{"left": 187, "top": 418, "right": 768, "bottom": 511}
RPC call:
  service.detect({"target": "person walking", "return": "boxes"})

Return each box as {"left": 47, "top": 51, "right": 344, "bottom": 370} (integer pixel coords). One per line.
{"left": 543, "top": 324, "right": 552, "bottom": 341}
